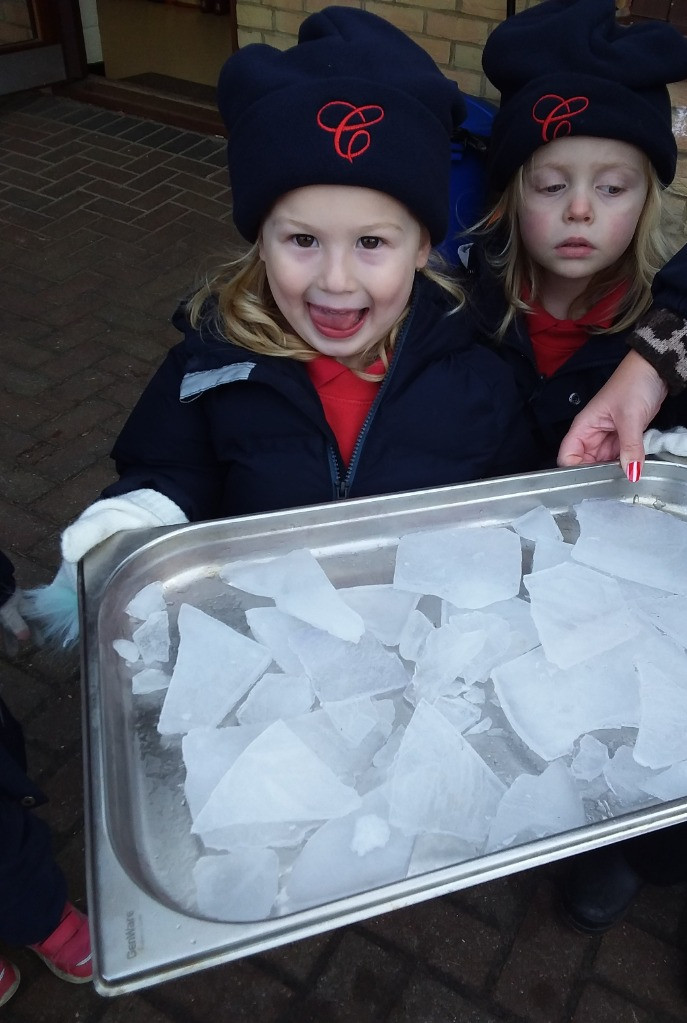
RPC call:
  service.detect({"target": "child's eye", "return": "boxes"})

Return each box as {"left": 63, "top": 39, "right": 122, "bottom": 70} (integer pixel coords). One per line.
{"left": 292, "top": 234, "right": 316, "bottom": 247}
{"left": 600, "top": 184, "right": 624, "bottom": 196}
{"left": 359, "top": 236, "right": 382, "bottom": 249}
{"left": 540, "top": 183, "right": 565, "bottom": 194}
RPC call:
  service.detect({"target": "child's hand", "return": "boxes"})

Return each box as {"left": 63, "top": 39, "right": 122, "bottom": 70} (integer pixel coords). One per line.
{"left": 22, "top": 490, "right": 188, "bottom": 649}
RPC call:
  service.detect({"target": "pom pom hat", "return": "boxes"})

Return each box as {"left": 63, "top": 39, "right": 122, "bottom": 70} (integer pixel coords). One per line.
{"left": 216, "top": 5, "right": 466, "bottom": 245}
{"left": 482, "top": 0, "right": 687, "bottom": 191}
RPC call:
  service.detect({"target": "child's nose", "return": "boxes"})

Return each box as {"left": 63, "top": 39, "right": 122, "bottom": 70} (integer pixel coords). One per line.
{"left": 318, "top": 250, "right": 354, "bottom": 292}
{"left": 564, "top": 191, "right": 593, "bottom": 223}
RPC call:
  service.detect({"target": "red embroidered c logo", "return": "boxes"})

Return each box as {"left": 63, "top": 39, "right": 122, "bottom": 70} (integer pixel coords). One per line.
{"left": 532, "top": 94, "right": 589, "bottom": 143}
{"left": 317, "top": 101, "right": 385, "bottom": 162}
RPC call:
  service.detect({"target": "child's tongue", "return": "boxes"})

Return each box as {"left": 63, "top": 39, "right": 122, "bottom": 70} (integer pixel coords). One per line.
{"left": 309, "top": 304, "right": 362, "bottom": 333}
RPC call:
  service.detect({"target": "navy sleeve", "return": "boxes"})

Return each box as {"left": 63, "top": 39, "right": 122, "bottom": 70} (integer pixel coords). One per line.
{"left": 0, "top": 550, "right": 16, "bottom": 609}
{"left": 101, "top": 343, "right": 225, "bottom": 522}
{"left": 651, "top": 242, "right": 687, "bottom": 318}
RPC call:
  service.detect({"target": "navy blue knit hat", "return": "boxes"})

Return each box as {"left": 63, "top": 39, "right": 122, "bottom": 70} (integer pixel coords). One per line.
{"left": 216, "top": 6, "right": 466, "bottom": 244}
{"left": 483, "top": 0, "right": 687, "bottom": 191}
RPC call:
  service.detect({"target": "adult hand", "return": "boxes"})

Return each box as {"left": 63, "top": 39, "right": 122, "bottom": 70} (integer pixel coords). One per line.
{"left": 557, "top": 350, "right": 668, "bottom": 478}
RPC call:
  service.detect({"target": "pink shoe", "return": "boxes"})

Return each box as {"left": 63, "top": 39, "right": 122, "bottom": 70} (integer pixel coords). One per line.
{"left": 0, "top": 957, "right": 20, "bottom": 1007}
{"left": 29, "top": 902, "right": 92, "bottom": 984}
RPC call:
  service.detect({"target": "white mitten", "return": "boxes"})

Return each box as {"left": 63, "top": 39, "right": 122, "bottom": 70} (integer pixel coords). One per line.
{"left": 23, "top": 489, "right": 188, "bottom": 648}
{"left": 643, "top": 426, "right": 687, "bottom": 458}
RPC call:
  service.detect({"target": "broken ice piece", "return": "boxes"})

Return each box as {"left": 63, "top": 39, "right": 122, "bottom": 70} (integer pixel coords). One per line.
{"left": 339, "top": 584, "right": 420, "bottom": 646}
{"left": 289, "top": 625, "right": 408, "bottom": 703}
{"left": 236, "top": 672, "right": 314, "bottom": 725}
{"left": 125, "top": 580, "right": 166, "bottom": 619}
{"left": 486, "top": 760, "right": 586, "bottom": 852}
{"left": 492, "top": 642, "right": 640, "bottom": 762}
{"left": 603, "top": 745, "right": 661, "bottom": 803}
{"left": 393, "top": 524, "right": 522, "bottom": 609}
{"left": 132, "top": 667, "right": 170, "bottom": 695}
{"left": 639, "top": 761, "right": 687, "bottom": 802}
{"left": 112, "top": 638, "right": 140, "bottom": 662}
{"left": 523, "top": 562, "right": 636, "bottom": 669}
{"left": 132, "top": 609, "right": 170, "bottom": 666}
{"left": 397, "top": 609, "right": 434, "bottom": 662}
{"left": 193, "top": 849, "right": 279, "bottom": 922}
{"left": 246, "top": 606, "right": 307, "bottom": 676}
{"left": 280, "top": 788, "right": 413, "bottom": 913}
{"left": 221, "top": 549, "right": 364, "bottom": 642}
{"left": 182, "top": 723, "right": 266, "bottom": 820}
{"left": 388, "top": 699, "right": 505, "bottom": 844}
{"left": 570, "top": 735, "right": 609, "bottom": 782}
{"left": 323, "top": 696, "right": 381, "bottom": 746}
{"left": 511, "top": 505, "right": 563, "bottom": 543}
{"left": 157, "top": 604, "right": 272, "bottom": 735}
{"left": 531, "top": 538, "right": 573, "bottom": 574}
{"left": 572, "top": 498, "right": 687, "bottom": 595}
{"left": 634, "top": 635, "right": 687, "bottom": 769}
{"left": 191, "top": 720, "right": 362, "bottom": 847}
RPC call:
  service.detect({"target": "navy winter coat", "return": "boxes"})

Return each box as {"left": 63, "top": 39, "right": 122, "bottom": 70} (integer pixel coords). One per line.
{"left": 102, "top": 274, "right": 539, "bottom": 520}
{"left": 467, "top": 247, "right": 687, "bottom": 468}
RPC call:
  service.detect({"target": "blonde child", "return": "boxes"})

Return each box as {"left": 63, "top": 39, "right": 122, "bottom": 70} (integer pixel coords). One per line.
{"left": 469, "top": 0, "right": 687, "bottom": 486}
{"left": 473, "top": 0, "right": 687, "bottom": 933}
{"left": 27, "top": 5, "right": 536, "bottom": 646}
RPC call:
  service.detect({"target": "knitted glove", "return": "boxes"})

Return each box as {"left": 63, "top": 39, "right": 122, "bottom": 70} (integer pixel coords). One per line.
{"left": 643, "top": 426, "right": 687, "bottom": 459}
{"left": 22, "top": 489, "right": 188, "bottom": 648}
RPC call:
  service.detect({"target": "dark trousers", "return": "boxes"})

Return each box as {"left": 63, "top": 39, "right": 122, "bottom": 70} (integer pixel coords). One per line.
{"left": 623, "top": 823, "right": 687, "bottom": 886}
{"left": 0, "top": 697, "right": 66, "bottom": 945}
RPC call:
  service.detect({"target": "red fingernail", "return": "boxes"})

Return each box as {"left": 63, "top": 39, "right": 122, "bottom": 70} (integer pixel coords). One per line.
{"left": 626, "top": 461, "right": 641, "bottom": 483}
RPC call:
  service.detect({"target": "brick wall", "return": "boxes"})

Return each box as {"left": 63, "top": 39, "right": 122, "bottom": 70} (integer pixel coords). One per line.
{"left": 234, "top": 0, "right": 538, "bottom": 100}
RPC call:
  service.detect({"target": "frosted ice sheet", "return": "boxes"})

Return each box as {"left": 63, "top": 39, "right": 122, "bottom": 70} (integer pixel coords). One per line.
{"left": 132, "top": 667, "right": 170, "bottom": 695}
{"left": 635, "top": 593, "right": 687, "bottom": 649}
{"left": 572, "top": 498, "right": 687, "bottom": 594}
{"left": 323, "top": 696, "right": 392, "bottom": 746}
{"left": 113, "top": 638, "right": 140, "bottom": 663}
{"left": 571, "top": 735, "right": 610, "bottom": 782}
{"left": 603, "top": 745, "right": 661, "bottom": 804}
{"left": 158, "top": 604, "right": 272, "bottom": 735}
{"left": 393, "top": 525, "right": 522, "bottom": 609}
{"left": 191, "top": 720, "right": 361, "bottom": 850}
{"left": 524, "top": 562, "right": 637, "bottom": 669}
{"left": 288, "top": 625, "right": 408, "bottom": 702}
{"left": 133, "top": 609, "right": 170, "bottom": 666}
{"left": 531, "top": 539, "right": 574, "bottom": 573}
{"left": 640, "top": 761, "right": 687, "bottom": 801}
{"left": 388, "top": 700, "right": 505, "bottom": 844}
{"left": 492, "top": 641, "right": 640, "bottom": 761}
{"left": 235, "top": 672, "right": 314, "bottom": 725}
{"left": 182, "top": 723, "right": 266, "bottom": 820}
{"left": 511, "top": 506, "right": 563, "bottom": 543}
{"left": 398, "top": 609, "right": 434, "bottom": 661}
{"left": 222, "top": 549, "right": 364, "bottom": 642}
{"left": 634, "top": 635, "right": 687, "bottom": 769}
{"left": 486, "top": 760, "right": 586, "bottom": 852}
{"left": 245, "top": 606, "right": 307, "bottom": 676}
{"left": 193, "top": 849, "right": 279, "bottom": 922}
{"left": 280, "top": 789, "right": 413, "bottom": 913}
{"left": 339, "top": 584, "right": 420, "bottom": 646}
{"left": 126, "top": 581, "right": 166, "bottom": 619}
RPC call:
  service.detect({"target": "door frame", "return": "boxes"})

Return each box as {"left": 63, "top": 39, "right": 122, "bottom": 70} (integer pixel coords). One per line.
{"left": 0, "top": 0, "right": 87, "bottom": 97}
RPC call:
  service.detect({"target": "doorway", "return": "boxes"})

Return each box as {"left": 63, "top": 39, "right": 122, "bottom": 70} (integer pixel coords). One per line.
{"left": 0, "top": 0, "right": 86, "bottom": 96}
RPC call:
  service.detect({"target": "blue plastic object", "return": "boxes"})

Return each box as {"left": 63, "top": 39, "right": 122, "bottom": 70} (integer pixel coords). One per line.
{"left": 437, "top": 95, "right": 497, "bottom": 266}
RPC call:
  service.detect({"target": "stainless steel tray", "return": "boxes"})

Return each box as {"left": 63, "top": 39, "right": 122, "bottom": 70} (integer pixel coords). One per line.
{"left": 81, "top": 461, "right": 687, "bottom": 996}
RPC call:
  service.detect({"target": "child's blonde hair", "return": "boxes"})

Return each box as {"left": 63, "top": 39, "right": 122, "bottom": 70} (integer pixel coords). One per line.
{"left": 187, "top": 247, "right": 466, "bottom": 380}
{"left": 478, "top": 157, "right": 675, "bottom": 341}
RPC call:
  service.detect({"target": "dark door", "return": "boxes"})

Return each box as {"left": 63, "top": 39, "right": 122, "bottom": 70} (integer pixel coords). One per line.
{"left": 0, "top": 0, "right": 86, "bottom": 97}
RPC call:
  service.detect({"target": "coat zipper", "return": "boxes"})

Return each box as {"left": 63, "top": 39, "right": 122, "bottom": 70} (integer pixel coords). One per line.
{"left": 330, "top": 287, "right": 419, "bottom": 500}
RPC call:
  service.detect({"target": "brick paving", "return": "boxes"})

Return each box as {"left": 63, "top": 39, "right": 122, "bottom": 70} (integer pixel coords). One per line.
{"left": 2, "top": 90, "right": 687, "bottom": 1023}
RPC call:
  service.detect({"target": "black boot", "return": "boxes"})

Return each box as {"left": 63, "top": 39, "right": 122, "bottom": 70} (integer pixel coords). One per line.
{"left": 560, "top": 844, "right": 643, "bottom": 934}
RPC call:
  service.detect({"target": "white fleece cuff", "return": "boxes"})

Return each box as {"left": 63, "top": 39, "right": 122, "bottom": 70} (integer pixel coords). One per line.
{"left": 61, "top": 489, "right": 189, "bottom": 564}
{"left": 643, "top": 426, "right": 687, "bottom": 458}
